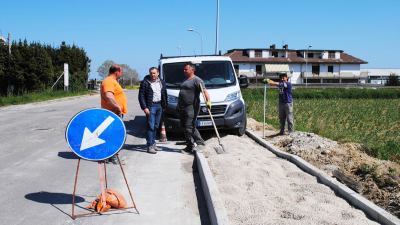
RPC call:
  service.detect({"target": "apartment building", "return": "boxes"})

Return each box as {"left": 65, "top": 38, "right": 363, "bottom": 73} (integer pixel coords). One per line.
{"left": 225, "top": 45, "right": 367, "bottom": 84}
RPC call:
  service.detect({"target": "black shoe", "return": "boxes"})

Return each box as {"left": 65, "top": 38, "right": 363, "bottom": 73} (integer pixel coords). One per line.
{"left": 106, "top": 157, "right": 118, "bottom": 164}
{"left": 182, "top": 146, "right": 194, "bottom": 154}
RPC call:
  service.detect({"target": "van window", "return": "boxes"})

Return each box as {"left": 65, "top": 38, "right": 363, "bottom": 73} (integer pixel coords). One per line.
{"left": 163, "top": 61, "right": 236, "bottom": 89}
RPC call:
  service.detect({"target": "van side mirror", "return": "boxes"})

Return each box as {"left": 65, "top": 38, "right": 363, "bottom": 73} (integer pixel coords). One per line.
{"left": 239, "top": 75, "right": 249, "bottom": 88}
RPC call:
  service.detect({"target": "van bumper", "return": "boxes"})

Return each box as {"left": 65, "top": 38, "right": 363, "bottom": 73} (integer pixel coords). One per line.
{"left": 164, "top": 99, "right": 246, "bottom": 131}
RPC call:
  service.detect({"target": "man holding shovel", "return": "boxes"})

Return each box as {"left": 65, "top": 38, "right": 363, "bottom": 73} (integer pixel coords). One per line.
{"left": 264, "top": 73, "right": 294, "bottom": 135}
{"left": 178, "top": 62, "right": 211, "bottom": 153}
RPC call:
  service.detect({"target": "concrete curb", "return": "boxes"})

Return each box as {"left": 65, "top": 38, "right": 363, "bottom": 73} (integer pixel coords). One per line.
{"left": 246, "top": 129, "right": 400, "bottom": 225}
{"left": 195, "top": 151, "right": 231, "bottom": 225}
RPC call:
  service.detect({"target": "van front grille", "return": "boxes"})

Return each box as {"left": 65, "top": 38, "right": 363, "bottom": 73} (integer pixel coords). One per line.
{"left": 198, "top": 105, "right": 226, "bottom": 116}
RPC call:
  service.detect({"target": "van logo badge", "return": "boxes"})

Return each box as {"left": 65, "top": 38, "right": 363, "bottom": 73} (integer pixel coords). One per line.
{"left": 201, "top": 106, "right": 208, "bottom": 113}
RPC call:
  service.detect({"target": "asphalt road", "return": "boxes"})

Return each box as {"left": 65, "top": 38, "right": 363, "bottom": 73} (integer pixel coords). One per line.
{"left": 0, "top": 90, "right": 209, "bottom": 225}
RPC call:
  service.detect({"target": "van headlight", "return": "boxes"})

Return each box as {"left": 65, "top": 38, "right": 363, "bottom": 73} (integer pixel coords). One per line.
{"left": 167, "top": 95, "right": 178, "bottom": 104}
{"left": 225, "top": 91, "right": 240, "bottom": 101}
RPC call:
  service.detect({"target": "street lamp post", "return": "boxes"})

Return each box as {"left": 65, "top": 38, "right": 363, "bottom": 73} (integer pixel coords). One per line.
{"left": 305, "top": 45, "right": 312, "bottom": 86}
{"left": 215, "top": 0, "right": 220, "bottom": 55}
{"left": 188, "top": 28, "right": 203, "bottom": 55}
{"left": 177, "top": 46, "right": 182, "bottom": 56}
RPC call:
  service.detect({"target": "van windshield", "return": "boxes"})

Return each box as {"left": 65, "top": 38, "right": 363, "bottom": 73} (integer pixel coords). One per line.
{"left": 162, "top": 61, "right": 236, "bottom": 89}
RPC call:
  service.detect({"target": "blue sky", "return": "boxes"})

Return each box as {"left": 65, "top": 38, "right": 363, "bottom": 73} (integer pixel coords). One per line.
{"left": 1, "top": 0, "right": 399, "bottom": 79}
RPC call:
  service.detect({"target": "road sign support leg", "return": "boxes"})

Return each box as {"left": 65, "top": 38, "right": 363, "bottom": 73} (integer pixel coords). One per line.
{"left": 98, "top": 162, "right": 107, "bottom": 209}
{"left": 103, "top": 160, "right": 108, "bottom": 188}
{"left": 71, "top": 158, "right": 81, "bottom": 220}
{"left": 70, "top": 156, "right": 139, "bottom": 219}
{"left": 116, "top": 154, "right": 140, "bottom": 214}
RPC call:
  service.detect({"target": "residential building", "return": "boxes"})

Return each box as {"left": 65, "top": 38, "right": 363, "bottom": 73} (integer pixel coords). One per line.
{"left": 225, "top": 44, "right": 367, "bottom": 84}
{"left": 360, "top": 68, "right": 400, "bottom": 85}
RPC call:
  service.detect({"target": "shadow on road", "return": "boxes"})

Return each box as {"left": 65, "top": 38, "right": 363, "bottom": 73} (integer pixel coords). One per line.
{"left": 123, "top": 144, "right": 147, "bottom": 152}
{"left": 57, "top": 151, "right": 79, "bottom": 159}
{"left": 25, "top": 191, "right": 85, "bottom": 204}
{"left": 124, "top": 144, "right": 182, "bottom": 154}
{"left": 25, "top": 192, "right": 91, "bottom": 218}
{"left": 124, "top": 116, "right": 146, "bottom": 138}
{"left": 192, "top": 157, "right": 211, "bottom": 225}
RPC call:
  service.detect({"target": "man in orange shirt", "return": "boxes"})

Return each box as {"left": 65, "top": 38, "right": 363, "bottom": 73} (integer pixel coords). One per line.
{"left": 101, "top": 64, "right": 128, "bottom": 116}
{"left": 100, "top": 64, "right": 127, "bottom": 164}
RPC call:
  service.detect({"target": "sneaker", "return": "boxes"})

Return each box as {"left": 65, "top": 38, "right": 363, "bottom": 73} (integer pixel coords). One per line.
{"left": 196, "top": 141, "right": 205, "bottom": 146}
{"left": 147, "top": 145, "right": 157, "bottom": 154}
{"left": 153, "top": 143, "right": 161, "bottom": 151}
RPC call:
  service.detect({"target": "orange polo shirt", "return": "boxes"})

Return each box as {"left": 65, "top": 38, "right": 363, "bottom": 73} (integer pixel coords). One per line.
{"left": 101, "top": 76, "right": 128, "bottom": 114}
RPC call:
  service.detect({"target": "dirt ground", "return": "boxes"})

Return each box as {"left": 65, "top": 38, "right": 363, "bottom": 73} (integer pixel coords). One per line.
{"left": 202, "top": 135, "right": 379, "bottom": 225}
{"left": 247, "top": 118, "right": 400, "bottom": 218}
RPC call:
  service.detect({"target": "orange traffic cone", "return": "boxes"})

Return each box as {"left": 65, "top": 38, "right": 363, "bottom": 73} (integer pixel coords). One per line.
{"left": 160, "top": 122, "right": 167, "bottom": 143}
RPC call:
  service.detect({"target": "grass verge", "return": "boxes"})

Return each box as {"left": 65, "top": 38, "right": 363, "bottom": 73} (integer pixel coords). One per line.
{"left": 242, "top": 88, "right": 400, "bottom": 162}
{"left": 0, "top": 90, "right": 92, "bottom": 107}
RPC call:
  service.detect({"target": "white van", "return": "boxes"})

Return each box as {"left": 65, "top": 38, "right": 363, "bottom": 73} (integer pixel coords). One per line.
{"left": 159, "top": 55, "right": 248, "bottom": 136}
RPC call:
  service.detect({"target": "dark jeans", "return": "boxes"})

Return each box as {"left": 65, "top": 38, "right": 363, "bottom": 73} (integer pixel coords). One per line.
{"left": 146, "top": 103, "right": 162, "bottom": 146}
{"left": 279, "top": 102, "right": 294, "bottom": 133}
{"left": 179, "top": 105, "right": 204, "bottom": 149}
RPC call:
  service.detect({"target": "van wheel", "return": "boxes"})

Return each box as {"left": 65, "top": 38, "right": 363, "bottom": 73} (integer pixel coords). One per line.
{"left": 235, "top": 114, "right": 247, "bottom": 136}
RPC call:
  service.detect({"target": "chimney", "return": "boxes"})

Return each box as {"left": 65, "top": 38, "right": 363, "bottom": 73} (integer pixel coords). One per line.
{"left": 283, "top": 44, "right": 288, "bottom": 50}
{"left": 270, "top": 44, "right": 276, "bottom": 49}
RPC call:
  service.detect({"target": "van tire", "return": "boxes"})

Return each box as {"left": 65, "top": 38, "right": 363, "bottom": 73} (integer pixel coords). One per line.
{"left": 235, "top": 114, "right": 247, "bottom": 136}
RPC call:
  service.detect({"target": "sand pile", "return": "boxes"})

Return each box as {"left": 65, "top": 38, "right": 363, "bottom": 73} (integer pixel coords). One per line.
{"left": 247, "top": 118, "right": 400, "bottom": 218}
{"left": 202, "top": 135, "right": 379, "bottom": 225}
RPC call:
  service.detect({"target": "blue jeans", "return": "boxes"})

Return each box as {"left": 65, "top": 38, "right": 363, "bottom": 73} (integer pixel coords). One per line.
{"left": 146, "top": 103, "right": 162, "bottom": 146}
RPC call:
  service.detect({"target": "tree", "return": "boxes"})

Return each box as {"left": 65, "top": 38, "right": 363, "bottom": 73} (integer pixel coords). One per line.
{"left": 120, "top": 64, "right": 139, "bottom": 85}
{"left": 386, "top": 73, "right": 399, "bottom": 86}
{"left": 97, "top": 60, "right": 139, "bottom": 85}
{"left": 0, "top": 39, "right": 90, "bottom": 95}
{"left": 97, "top": 60, "right": 115, "bottom": 79}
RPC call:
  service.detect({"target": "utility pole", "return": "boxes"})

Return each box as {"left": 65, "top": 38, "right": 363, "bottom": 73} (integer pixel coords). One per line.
{"left": 7, "top": 33, "right": 11, "bottom": 55}
{"left": 215, "top": 0, "right": 220, "bottom": 55}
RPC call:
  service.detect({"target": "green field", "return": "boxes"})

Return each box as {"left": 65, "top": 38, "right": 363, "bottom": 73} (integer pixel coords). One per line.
{"left": 0, "top": 90, "right": 92, "bottom": 107}
{"left": 242, "top": 88, "right": 400, "bottom": 162}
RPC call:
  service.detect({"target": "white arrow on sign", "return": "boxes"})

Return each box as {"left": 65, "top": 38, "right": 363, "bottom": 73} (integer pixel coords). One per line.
{"left": 80, "top": 116, "right": 115, "bottom": 151}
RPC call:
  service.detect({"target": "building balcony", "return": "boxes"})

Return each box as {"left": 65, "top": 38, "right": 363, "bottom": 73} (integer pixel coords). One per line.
{"left": 301, "top": 72, "right": 363, "bottom": 78}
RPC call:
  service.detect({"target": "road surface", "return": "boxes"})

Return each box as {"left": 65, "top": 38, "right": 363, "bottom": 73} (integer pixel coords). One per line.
{"left": 0, "top": 90, "right": 209, "bottom": 225}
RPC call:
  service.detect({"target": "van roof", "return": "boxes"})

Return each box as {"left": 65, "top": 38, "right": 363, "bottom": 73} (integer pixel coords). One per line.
{"left": 160, "top": 55, "right": 232, "bottom": 64}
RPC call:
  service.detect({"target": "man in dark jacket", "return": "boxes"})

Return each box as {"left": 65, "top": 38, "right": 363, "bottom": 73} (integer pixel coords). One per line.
{"left": 139, "top": 67, "right": 168, "bottom": 154}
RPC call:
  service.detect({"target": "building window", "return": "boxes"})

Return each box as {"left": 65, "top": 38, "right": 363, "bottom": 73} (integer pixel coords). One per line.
{"left": 234, "top": 65, "right": 239, "bottom": 75}
{"left": 307, "top": 53, "right": 314, "bottom": 58}
{"left": 328, "top": 65, "right": 334, "bottom": 73}
{"left": 271, "top": 51, "right": 278, "bottom": 57}
{"left": 255, "top": 50, "right": 262, "bottom": 58}
{"left": 256, "top": 65, "right": 262, "bottom": 75}
{"left": 312, "top": 65, "right": 320, "bottom": 75}
{"left": 328, "top": 51, "right": 335, "bottom": 58}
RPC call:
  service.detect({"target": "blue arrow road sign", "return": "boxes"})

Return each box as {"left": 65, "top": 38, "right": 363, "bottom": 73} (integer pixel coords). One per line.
{"left": 65, "top": 108, "right": 126, "bottom": 161}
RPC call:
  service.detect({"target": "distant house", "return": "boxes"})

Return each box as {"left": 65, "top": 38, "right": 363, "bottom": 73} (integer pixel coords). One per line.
{"left": 225, "top": 44, "right": 368, "bottom": 84}
{"left": 360, "top": 68, "right": 400, "bottom": 85}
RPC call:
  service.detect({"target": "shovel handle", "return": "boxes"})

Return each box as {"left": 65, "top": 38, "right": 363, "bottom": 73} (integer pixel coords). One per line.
{"left": 199, "top": 84, "right": 221, "bottom": 141}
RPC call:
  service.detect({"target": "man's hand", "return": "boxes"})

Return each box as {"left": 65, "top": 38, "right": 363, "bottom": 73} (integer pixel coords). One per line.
{"left": 115, "top": 105, "right": 122, "bottom": 115}
{"left": 144, "top": 108, "right": 150, "bottom": 116}
{"left": 263, "top": 78, "right": 272, "bottom": 84}
{"left": 206, "top": 101, "right": 212, "bottom": 109}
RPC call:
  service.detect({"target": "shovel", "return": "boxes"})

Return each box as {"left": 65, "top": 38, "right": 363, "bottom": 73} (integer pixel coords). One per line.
{"left": 199, "top": 84, "right": 226, "bottom": 154}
